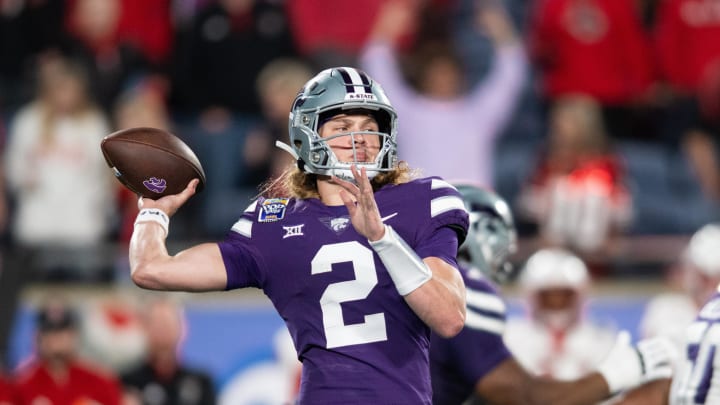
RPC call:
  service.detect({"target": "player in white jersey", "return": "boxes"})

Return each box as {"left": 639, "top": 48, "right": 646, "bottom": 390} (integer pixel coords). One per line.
{"left": 640, "top": 224, "right": 720, "bottom": 355}
{"left": 504, "top": 248, "right": 618, "bottom": 380}
{"left": 606, "top": 224, "right": 720, "bottom": 405}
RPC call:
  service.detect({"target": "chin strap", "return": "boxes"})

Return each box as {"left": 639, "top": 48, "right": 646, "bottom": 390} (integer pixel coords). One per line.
{"left": 275, "top": 140, "right": 300, "bottom": 160}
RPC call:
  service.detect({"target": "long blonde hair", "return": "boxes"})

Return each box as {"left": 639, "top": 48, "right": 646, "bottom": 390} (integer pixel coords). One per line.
{"left": 259, "top": 162, "right": 415, "bottom": 199}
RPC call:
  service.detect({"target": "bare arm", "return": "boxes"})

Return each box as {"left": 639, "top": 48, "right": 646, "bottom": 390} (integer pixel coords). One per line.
{"left": 607, "top": 379, "right": 671, "bottom": 405}
{"left": 334, "top": 166, "right": 466, "bottom": 338}
{"left": 405, "top": 256, "right": 466, "bottom": 338}
{"left": 476, "top": 358, "right": 610, "bottom": 405}
{"left": 129, "top": 179, "right": 228, "bottom": 292}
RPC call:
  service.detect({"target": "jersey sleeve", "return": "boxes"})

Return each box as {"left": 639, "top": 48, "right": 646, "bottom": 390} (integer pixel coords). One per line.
{"left": 451, "top": 273, "right": 512, "bottom": 381}
{"left": 217, "top": 200, "right": 267, "bottom": 290}
{"left": 413, "top": 178, "right": 469, "bottom": 261}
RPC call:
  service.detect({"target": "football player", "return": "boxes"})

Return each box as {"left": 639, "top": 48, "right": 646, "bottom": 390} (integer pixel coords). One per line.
{"left": 430, "top": 184, "right": 677, "bottom": 405}
{"left": 606, "top": 224, "right": 720, "bottom": 405}
{"left": 504, "top": 248, "right": 617, "bottom": 380}
{"left": 129, "top": 67, "right": 469, "bottom": 403}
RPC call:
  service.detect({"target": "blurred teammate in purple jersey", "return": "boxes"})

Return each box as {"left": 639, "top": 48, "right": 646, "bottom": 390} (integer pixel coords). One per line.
{"left": 127, "top": 67, "right": 469, "bottom": 404}
{"left": 430, "top": 184, "right": 678, "bottom": 405}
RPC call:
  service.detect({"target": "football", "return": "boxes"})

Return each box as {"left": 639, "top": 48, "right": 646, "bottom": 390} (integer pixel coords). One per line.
{"left": 100, "top": 127, "right": 206, "bottom": 198}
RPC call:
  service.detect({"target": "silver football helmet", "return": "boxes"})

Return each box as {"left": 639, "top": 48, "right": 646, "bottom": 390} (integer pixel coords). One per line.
{"left": 283, "top": 67, "right": 398, "bottom": 181}
{"left": 455, "top": 184, "right": 518, "bottom": 283}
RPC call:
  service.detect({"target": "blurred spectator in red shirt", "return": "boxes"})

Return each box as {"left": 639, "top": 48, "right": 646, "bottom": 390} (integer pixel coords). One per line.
{"left": 529, "top": 0, "right": 654, "bottom": 105}
{"left": 653, "top": 0, "right": 720, "bottom": 201}
{"left": 61, "top": 0, "right": 150, "bottom": 113}
{"left": 528, "top": 0, "right": 656, "bottom": 141}
{"left": 116, "top": 0, "right": 173, "bottom": 69}
{"left": 654, "top": 0, "right": 720, "bottom": 94}
{"left": 14, "top": 298, "right": 122, "bottom": 405}
{"left": 517, "top": 95, "right": 633, "bottom": 253}
{"left": 286, "top": 0, "right": 405, "bottom": 68}
{"left": 286, "top": 0, "right": 457, "bottom": 69}
{"left": 0, "top": 372, "right": 16, "bottom": 405}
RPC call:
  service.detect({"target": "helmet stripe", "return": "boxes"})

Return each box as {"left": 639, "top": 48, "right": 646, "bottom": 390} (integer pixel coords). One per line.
{"left": 336, "top": 68, "right": 355, "bottom": 93}
{"left": 338, "top": 67, "right": 370, "bottom": 94}
{"left": 357, "top": 70, "right": 373, "bottom": 93}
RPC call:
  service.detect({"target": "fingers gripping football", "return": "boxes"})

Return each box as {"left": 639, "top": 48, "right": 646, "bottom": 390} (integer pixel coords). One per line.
{"left": 138, "top": 179, "right": 199, "bottom": 217}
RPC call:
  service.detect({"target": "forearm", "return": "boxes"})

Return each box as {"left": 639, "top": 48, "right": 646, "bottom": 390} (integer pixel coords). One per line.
{"left": 404, "top": 258, "right": 466, "bottom": 338}
{"left": 524, "top": 373, "right": 610, "bottom": 405}
{"left": 608, "top": 379, "right": 671, "bottom": 405}
{"left": 129, "top": 222, "right": 228, "bottom": 292}
{"left": 368, "top": 225, "right": 465, "bottom": 337}
{"left": 129, "top": 222, "right": 173, "bottom": 290}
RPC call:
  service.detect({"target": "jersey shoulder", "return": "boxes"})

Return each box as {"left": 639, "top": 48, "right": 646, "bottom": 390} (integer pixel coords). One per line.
{"left": 228, "top": 197, "right": 301, "bottom": 238}
{"left": 380, "top": 176, "right": 469, "bottom": 237}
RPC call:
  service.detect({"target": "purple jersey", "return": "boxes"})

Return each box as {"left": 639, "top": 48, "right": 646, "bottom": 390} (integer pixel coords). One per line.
{"left": 430, "top": 265, "right": 512, "bottom": 405}
{"left": 218, "top": 177, "right": 468, "bottom": 404}
{"left": 671, "top": 291, "right": 720, "bottom": 405}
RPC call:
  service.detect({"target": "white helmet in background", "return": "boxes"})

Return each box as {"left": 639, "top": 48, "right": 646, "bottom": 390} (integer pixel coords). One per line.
{"left": 682, "top": 223, "right": 720, "bottom": 305}
{"left": 519, "top": 248, "right": 590, "bottom": 331}
{"left": 684, "top": 223, "right": 720, "bottom": 277}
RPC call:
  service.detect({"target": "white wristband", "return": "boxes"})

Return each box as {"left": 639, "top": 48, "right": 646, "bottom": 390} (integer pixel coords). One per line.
{"left": 135, "top": 208, "right": 170, "bottom": 236}
{"left": 369, "top": 225, "right": 432, "bottom": 296}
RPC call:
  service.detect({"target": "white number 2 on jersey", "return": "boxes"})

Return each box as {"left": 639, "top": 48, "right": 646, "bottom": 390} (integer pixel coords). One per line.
{"left": 311, "top": 242, "right": 388, "bottom": 348}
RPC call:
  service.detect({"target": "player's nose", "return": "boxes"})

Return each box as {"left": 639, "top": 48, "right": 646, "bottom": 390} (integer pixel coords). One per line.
{"left": 352, "top": 131, "right": 366, "bottom": 144}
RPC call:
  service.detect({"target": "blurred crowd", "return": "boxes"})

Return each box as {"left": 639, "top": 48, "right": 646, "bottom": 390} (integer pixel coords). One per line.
{"left": 0, "top": 0, "right": 719, "bottom": 261}
{"left": 0, "top": 0, "right": 720, "bottom": 401}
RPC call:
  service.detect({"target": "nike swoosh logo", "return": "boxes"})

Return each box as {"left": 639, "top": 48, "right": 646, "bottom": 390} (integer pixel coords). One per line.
{"left": 381, "top": 212, "right": 398, "bottom": 222}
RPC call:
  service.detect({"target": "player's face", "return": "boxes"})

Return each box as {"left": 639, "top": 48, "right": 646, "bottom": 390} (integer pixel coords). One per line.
{"left": 319, "top": 114, "right": 381, "bottom": 163}
{"left": 536, "top": 288, "right": 578, "bottom": 311}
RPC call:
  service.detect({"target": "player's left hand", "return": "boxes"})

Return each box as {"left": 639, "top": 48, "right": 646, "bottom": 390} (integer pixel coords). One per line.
{"left": 333, "top": 165, "right": 386, "bottom": 241}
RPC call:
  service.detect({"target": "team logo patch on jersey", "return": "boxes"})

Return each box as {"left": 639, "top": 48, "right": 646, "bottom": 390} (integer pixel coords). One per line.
{"left": 283, "top": 224, "right": 305, "bottom": 239}
{"left": 259, "top": 198, "right": 289, "bottom": 222}
{"left": 320, "top": 216, "right": 351, "bottom": 234}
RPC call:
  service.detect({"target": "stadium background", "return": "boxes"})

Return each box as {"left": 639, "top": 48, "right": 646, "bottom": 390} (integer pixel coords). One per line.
{"left": 0, "top": 0, "right": 717, "bottom": 402}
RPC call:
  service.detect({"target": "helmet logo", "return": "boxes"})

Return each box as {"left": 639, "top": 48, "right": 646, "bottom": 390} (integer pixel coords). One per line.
{"left": 345, "top": 93, "right": 377, "bottom": 101}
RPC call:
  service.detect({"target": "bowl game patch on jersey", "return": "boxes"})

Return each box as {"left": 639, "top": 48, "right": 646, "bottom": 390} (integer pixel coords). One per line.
{"left": 259, "top": 198, "right": 289, "bottom": 222}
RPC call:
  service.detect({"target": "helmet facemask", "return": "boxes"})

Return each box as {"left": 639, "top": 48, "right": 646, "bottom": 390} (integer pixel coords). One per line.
{"left": 302, "top": 108, "right": 396, "bottom": 181}
{"left": 285, "top": 67, "right": 399, "bottom": 183}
